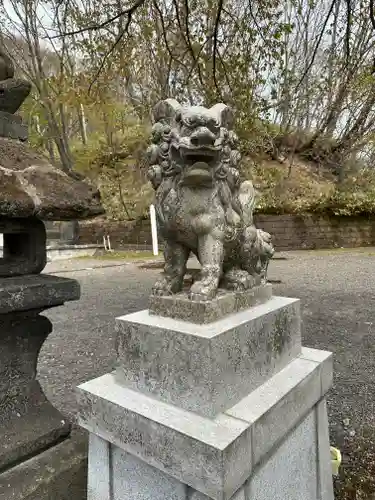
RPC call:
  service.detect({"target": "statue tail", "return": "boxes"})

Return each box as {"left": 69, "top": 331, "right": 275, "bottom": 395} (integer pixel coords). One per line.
{"left": 238, "top": 180, "right": 257, "bottom": 226}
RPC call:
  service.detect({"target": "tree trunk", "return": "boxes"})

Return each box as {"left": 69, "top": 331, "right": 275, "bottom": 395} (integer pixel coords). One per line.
{"left": 59, "top": 102, "right": 72, "bottom": 162}
{"left": 305, "top": 74, "right": 353, "bottom": 149}
{"left": 334, "top": 88, "right": 375, "bottom": 155}
{"left": 45, "top": 129, "right": 56, "bottom": 164}
{"left": 34, "top": 114, "right": 41, "bottom": 134}
{"left": 78, "top": 103, "right": 88, "bottom": 145}
{"left": 43, "top": 102, "right": 73, "bottom": 172}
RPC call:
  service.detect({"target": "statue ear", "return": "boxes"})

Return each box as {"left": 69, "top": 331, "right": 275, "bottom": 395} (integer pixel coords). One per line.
{"left": 153, "top": 99, "right": 182, "bottom": 126}
{"left": 209, "top": 103, "right": 234, "bottom": 130}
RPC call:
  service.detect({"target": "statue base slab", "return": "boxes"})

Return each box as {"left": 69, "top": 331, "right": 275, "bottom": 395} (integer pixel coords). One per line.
{"left": 149, "top": 284, "right": 272, "bottom": 324}
{"left": 115, "top": 296, "right": 301, "bottom": 417}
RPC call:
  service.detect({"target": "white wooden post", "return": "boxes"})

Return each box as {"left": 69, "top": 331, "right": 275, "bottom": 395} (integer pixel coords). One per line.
{"left": 150, "top": 204, "right": 159, "bottom": 256}
{"left": 106, "top": 235, "right": 112, "bottom": 252}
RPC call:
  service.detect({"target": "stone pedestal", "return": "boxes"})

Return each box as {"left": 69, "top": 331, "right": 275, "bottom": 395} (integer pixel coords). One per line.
{"left": 0, "top": 274, "right": 80, "bottom": 490}
{"left": 77, "top": 287, "right": 334, "bottom": 500}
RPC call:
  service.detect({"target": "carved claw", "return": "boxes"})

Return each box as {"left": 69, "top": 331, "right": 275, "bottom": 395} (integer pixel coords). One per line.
{"left": 152, "top": 277, "right": 182, "bottom": 296}
{"left": 222, "top": 269, "right": 256, "bottom": 291}
{"left": 189, "top": 293, "right": 210, "bottom": 301}
{"left": 152, "top": 286, "right": 172, "bottom": 296}
{"left": 189, "top": 281, "right": 217, "bottom": 301}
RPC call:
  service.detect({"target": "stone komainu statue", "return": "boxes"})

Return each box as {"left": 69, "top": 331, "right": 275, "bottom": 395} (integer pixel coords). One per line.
{"left": 147, "top": 99, "right": 274, "bottom": 300}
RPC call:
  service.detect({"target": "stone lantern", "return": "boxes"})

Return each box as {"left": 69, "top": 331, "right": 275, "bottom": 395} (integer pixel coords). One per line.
{"left": 0, "top": 50, "right": 104, "bottom": 498}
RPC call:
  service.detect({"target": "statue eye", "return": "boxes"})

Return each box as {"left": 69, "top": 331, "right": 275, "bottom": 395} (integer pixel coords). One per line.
{"left": 181, "top": 125, "right": 192, "bottom": 136}
{"left": 184, "top": 117, "right": 195, "bottom": 128}
{"left": 208, "top": 119, "right": 219, "bottom": 133}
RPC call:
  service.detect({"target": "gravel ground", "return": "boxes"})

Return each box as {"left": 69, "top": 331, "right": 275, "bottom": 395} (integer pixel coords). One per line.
{"left": 39, "top": 251, "right": 375, "bottom": 497}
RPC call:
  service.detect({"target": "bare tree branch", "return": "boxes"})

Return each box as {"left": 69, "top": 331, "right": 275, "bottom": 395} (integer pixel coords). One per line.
{"left": 182, "top": 0, "right": 204, "bottom": 86}
{"left": 152, "top": 0, "right": 185, "bottom": 68}
{"left": 294, "top": 0, "right": 336, "bottom": 92}
{"left": 51, "top": 0, "right": 146, "bottom": 38}
{"left": 371, "top": 0, "right": 375, "bottom": 30}
{"left": 87, "top": 0, "right": 146, "bottom": 91}
{"left": 212, "top": 0, "right": 224, "bottom": 100}
{"left": 345, "top": 0, "right": 351, "bottom": 61}
{"left": 247, "top": 0, "right": 267, "bottom": 47}
{"left": 184, "top": 36, "right": 212, "bottom": 86}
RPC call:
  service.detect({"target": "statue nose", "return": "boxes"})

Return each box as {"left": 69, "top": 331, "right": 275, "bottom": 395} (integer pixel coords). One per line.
{"left": 190, "top": 127, "right": 216, "bottom": 146}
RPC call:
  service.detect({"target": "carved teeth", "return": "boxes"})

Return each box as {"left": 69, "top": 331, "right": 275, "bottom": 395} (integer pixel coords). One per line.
{"left": 185, "top": 150, "right": 214, "bottom": 156}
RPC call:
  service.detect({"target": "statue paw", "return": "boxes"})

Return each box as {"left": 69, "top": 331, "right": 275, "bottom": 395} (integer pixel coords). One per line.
{"left": 222, "top": 269, "right": 255, "bottom": 291}
{"left": 189, "top": 281, "right": 216, "bottom": 301}
{"left": 152, "top": 285, "right": 172, "bottom": 296}
{"left": 152, "top": 277, "right": 182, "bottom": 296}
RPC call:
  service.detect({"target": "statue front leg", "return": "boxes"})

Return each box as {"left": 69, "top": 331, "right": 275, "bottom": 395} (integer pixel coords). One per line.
{"left": 152, "top": 241, "right": 190, "bottom": 296}
{"left": 190, "top": 233, "right": 224, "bottom": 301}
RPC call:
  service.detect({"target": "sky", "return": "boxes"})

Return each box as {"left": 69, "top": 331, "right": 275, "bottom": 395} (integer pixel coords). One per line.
{"left": 1, "top": 0, "right": 55, "bottom": 43}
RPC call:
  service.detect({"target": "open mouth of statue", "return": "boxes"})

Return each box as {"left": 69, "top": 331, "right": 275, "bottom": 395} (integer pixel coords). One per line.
{"left": 181, "top": 147, "right": 218, "bottom": 166}
{"left": 176, "top": 144, "right": 219, "bottom": 185}
{"left": 183, "top": 160, "right": 214, "bottom": 185}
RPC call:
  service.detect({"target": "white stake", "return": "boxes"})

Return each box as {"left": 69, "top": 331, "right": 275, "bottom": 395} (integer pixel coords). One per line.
{"left": 107, "top": 235, "right": 112, "bottom": 251}
{"left": 150, "top": 204, "right": 159, "bottom": 256}
{"left": 103, "top": 235, "right": 107, "bottom": 251}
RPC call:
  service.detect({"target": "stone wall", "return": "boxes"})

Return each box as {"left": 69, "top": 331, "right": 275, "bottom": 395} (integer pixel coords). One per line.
{"left": 78, "top": 214, "right": 375, "bottom": 251}
{"left": 254, "top": 214, "right": 375, "bottom": 250}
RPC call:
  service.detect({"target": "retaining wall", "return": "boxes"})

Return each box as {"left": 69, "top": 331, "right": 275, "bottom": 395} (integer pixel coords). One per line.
{"left": 78, "top": 215, "right": 375, "bottom": 251}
